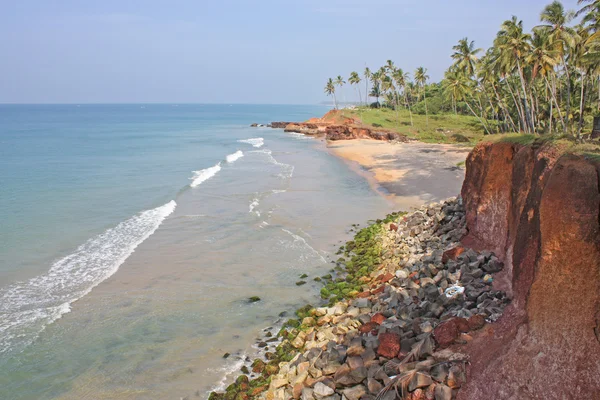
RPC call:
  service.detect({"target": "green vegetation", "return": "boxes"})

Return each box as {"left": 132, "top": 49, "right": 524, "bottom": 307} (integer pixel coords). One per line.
{"left": 325, "top": 0, "right": 600, "bottom": 142}
{"left": 345, "top": 107, "right": 485, "bottom": 144}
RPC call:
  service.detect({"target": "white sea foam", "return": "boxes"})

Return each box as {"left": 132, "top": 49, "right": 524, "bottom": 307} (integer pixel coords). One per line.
{"left": 0, "top": 200, "right": 176, "bottom": 354}
{"left": 238, "top": 138, "right": 264, "bottom": 148}
{"left": 226, "top": 150, "right": 244, "bottom": 163}
{"left": 249, "top": 198, "right": 260, "bottom": 216}
{"left": 281, "top": 228, "right": 327, "bottom": 264}
{"left": 252, "top": 149, "right": 295, "bottom": 179}
{"left": 190, "top": 163, "right": 221, "bottom": 188}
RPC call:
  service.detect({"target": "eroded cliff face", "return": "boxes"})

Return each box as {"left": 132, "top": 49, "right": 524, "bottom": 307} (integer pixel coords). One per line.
{"left": 458, "top": 142, "right": 600, "bottom": 399}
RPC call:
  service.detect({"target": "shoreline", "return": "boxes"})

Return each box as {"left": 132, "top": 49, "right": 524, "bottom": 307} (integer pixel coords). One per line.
{"left": 207, "top": 127, "right": 483, "bottom": 399}
{"left": 209, "top": 198, "right": 509, "bottom": 400}
{"left": 324, "top": 139, "right": 470, "bottom": 211}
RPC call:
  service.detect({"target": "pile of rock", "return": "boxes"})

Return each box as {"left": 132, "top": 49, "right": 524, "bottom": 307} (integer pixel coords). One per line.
{"left": 210, "top": 198, "right": 510, "bottom": 400}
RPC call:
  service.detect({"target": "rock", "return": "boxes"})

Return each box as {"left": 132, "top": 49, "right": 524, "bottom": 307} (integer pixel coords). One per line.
{"left": 434, "top": 384, "right": 452, "bottom": 400}
{"left": 377, "top": 332, "right": 400, "bottom": 358}
{"left": 340, "top": 385, "right": 367, "bottom": 400}
{"left": 447, "top": 365, "right": 465, "bottom": 389}
{"left": 409, "top": 372, "right": 433, "bottom": 391}
{"left": 371, "top": 313, "right": 386, "bottom": 324}
{"left": 442, "top": 246, "right": 465, "bottom": 263}
{"left": 358, "top": 321, "right": 379, "bottom": 334}
{"left": 301, "top": 387, "right": 315, "bottom": 400}
{"left": 313, "top": 382, "right": 334, "bottom": 398}
{"left": 366, "top": 377, "right": 383, "bottom": 394}
{"left": 467, "top": 314, "right": 485, "bottom": 331}
{"left": 433, "top": 320, "right": 458, "bottom": 348}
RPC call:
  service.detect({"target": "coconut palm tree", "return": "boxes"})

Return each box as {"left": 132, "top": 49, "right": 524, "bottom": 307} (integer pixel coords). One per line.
{"left": 325, "top": 78, "right": 337, "bottom": 109}
{"left": 451, "top": 38, "right": 482, "bottom": 77}
{"left": 371, "top": 70, "right": 383, "bottom": 107}
{"left": 334, "top": 76, "right": 346, "bottom": 108}
{"left": 537, "top": 1, "right": 576, "bottom": 133}
{"left": 349, "top": 71, "right": 363, "bottom": 106}
{"left": 393, "top": 68, "right": 414, "bottom": 126}
{"left": 364, "top": 67, "right": 372, "bottom": 106}
{"left": 495, "top": 16, "right": 534, "bottom": 133}
{"left": 415, "top": 67, "right": 430, "bottom": 126}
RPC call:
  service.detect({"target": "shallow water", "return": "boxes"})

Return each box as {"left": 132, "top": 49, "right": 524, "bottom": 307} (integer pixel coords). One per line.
{"left": 0, "top": 105, "right": 396, "bottom": 399}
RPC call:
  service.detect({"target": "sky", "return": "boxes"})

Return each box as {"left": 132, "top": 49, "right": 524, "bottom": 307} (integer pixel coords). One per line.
{"left": 0, "top": 0, "right": 584, "bottom": 104}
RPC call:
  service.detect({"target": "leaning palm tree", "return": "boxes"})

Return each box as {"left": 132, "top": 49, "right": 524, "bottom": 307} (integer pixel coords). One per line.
{"left": 325, "top": 78, "right": 337, "bottom": 109}
{"left": 443, "top": 71, "right": 492, "bottom": 134}
{"left": 348, "top": 71, "right": 363, "bottom": 105}
{"left": 415, "top": 67, "right": 430, "bottom": 126}
{"left": 451, "top": 37, "right": 482, "bottom": 77}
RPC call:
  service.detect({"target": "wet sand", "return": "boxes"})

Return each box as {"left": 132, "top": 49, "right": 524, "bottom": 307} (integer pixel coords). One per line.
{"left": 326, "top": 140, "right": 471, "bottom": 210}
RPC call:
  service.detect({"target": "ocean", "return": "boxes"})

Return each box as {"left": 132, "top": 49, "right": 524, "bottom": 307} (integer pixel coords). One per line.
{"left": 0, "top": 104, "right": 395, "bottom": 399}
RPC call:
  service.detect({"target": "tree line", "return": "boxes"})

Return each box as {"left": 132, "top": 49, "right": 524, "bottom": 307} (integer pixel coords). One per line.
{"left": 324, "top": 0, "right": 600, "bottom": 139}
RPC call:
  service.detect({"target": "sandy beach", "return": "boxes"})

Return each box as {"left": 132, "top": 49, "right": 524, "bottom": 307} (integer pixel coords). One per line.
{"left": 325, "top": 139, "right": 471, "bottom": 210}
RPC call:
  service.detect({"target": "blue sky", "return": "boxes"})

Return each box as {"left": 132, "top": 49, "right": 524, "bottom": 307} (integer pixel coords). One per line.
{"left": 0, "top": 0, "right": 583, "bottom": 104}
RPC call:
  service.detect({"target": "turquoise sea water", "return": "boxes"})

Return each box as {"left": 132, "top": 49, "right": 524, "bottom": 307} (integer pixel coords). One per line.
{"left": 0, "top": 104, "right": 395, "bottom": 399}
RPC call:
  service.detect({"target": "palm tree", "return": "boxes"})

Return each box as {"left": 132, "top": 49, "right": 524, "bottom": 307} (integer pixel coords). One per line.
{"left": 538, "top": 1, "right": 576, "bottom": 133}
{"left": 393, "top": 68, "right": 414, "bottom": 126}
{"left": 335, "top": 76, "right": 346, "bottom": 108}
{"left": 364, "top": 67, "right": 372, "bottom": 106}
{"left": 495, "top": 16, "right": 534, "bottom": 133}
{"left": 371, "top": 70, "right": 383, "bottom": 107}
{"left": 325, "top": 78, "right": 337, "bottom": 109}
{"left": 527, "top": 29, "right": 565, "bottom": 132}
{"left": 451, "top": 38, "right": 482, "bottom": 77}
{"left": 415, "top": 67, "right": 430, "bottom": 126}
{"left": 443, "top": 71, "right": 492, "bottom": 134}
{"left": 349, "top": 71, "right": 363, "bottom": 106}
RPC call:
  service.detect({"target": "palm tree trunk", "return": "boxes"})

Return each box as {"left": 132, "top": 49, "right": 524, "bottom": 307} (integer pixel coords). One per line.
{"left": 504, "top": 79, "right": 526, "bottom": 132}
{"left": 333, "top": 92, "right": 338, "bottom": 110}
{"left": 562, "top": 56, "right": 572, "bottom": 135}
{"left": 423, "top": 87, "right": 429, "bottom": 127}
{"left": 404, "top": 90, "right": 414, "bottom": 126}
{"left": 546, "top": 75, "right": 566, "bottom": 132}
{"left": 578, "top": 70, "right": 586, "bottom": 140}
{"left": 466, "top": 98, "right": 492, "bottom": 135}
{"left": 516, "top": 58, "right": 533, "bottom": 133}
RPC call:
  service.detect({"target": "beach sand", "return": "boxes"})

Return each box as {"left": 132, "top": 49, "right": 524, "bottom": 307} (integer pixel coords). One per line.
{"left": 325, "top": 139, "right": 471, "bottom": 210}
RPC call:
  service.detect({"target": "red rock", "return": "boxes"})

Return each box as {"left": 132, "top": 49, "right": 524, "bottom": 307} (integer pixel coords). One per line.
{"left": 409, "top": 271, "right": 419, "bottom": 280}
{"left": 371, "top": 285, "right": 385, "bottom": 295}
{"left": 441, "top": 245, "right": 465, "bottom": 263}
{"left": 356, "top": 291, "right": 371, "bottom": 298}
{"left": 433, "top": 319, "right": 460, "bottom": 348}
{"left": 377, "top": 332, "right": 400, "bottom": 358}
{"left": 371, "top": 313, "right": 386, "bottom": 324}
{"left": 467, "top": 314, "right": 485, "bottom": 331}
{"left": 379, "top": 273, "right": 394, "bottom": 283}
{"left": 358, "top": 322, "right": 379, "bottom": 334}
{"left": 389, "top": 223, "right": 398, "bottom": 232}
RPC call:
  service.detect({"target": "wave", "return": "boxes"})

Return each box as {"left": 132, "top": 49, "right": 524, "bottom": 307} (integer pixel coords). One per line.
{"left": 251, "top": 149, "right": 295, "bottom": 179}
{"left": 226, "top": 151, "right": 244, "bottom": 163}
{"left": 238, "top": 138, "right": 264, "bottom": 148}
{"left": 0, "top": 200, "right": 176, "bottom": 354}
{"left": 249, "top": 198, "right": 260, "bottom": 216}
{"left": 281, "top": 228, "right": 327, "bottom": 264}
{"left": 190, "top": 163, "right": 221, "bottom": 188}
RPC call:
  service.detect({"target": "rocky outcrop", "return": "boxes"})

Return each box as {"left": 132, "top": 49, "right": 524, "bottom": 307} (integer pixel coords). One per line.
{"left": 269, "top": 110, "right": 406, "bottom": 142}
{"left": 458, "top": 142, "right": 600, "bottom": 399}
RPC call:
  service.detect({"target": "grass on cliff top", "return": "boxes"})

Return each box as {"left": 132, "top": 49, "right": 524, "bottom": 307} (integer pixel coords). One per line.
{"left": 341, "top": 107, "right": 486, "bottom": 145}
